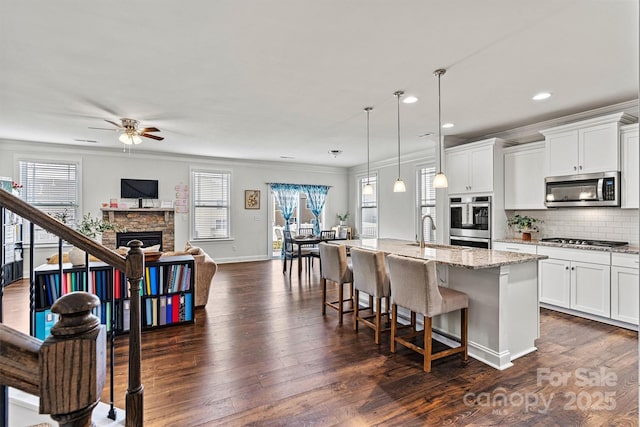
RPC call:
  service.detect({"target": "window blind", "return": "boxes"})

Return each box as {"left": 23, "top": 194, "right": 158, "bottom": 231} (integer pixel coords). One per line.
{"left": 191, "top": 170, "right": 231, "bottom": 239}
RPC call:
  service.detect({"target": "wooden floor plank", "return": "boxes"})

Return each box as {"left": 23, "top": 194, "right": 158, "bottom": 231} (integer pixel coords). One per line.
{"left": 2, "top": 259, "right": 637, "bottom": 426}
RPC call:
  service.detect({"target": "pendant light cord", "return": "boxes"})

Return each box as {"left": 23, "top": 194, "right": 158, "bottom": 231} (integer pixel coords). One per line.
{"left": 437, "top": 72, "right": 442, "bottom": 172}
{"left": 395, "top": 91, "right": 402, "bottom": 178}
{"left": 366, "top": 107, "right": 371, "bottom": 185}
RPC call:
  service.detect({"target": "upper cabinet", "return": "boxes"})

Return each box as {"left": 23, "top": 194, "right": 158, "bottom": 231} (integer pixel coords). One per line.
{"left": 541, "top": 112, "right": 636, "bottom": 177}
{"left": 504, "top": 141, "right": 546, "bottom": 210}
{"left": 445, "top": 138, "right": 502, "bottom": 195}
{"left": 621, "top": 123, "right": 639, "bottom": 209}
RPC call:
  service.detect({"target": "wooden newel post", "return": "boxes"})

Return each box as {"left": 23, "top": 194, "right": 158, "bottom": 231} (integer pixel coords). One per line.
{"left": 125, "top": 240, "right": 144, "bottom": 427}
{"left": 39, "top": 292, "right": 106, "bottom": 427}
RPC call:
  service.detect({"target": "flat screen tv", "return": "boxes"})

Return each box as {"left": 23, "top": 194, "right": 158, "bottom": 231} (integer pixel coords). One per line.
{"left": 121, "top": 178, "right": 158, "bottom": 208}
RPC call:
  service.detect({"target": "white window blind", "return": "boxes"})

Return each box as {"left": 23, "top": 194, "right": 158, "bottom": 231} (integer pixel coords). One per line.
{"left": 19, "top": 160, "right": 79, "bottom": 244}
{"left": 418, "top": 166, "right": 437, "bottom": 242}
{"left": 359, "top": 175, "right": 377, "bottom": 238}
{"left": 191, "top": 170, "right": 230, "bottom": 239}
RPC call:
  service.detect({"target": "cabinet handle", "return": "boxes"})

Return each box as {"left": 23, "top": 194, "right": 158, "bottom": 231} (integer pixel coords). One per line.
{"left": 565, "top": 266, "right": 569, "bottom": 270}
{"left": 573, "top": 166, "right": 577, "bottom": 171}
{"left": 571, "top": 267, "right": 575, "bottom": 271}
{"left": 506, "top": 247, "right": 520, "bottom": 251}
{"left": 579, "top": 165, "right": 582, "bottom": 170}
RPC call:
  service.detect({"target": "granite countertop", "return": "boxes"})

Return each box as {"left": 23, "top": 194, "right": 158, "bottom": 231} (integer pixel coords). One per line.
{"left": 344, "top": 238, "right": 546, "bottom": 270}
{"left": 494, "top": 238, "right": 640, "bottom": 255}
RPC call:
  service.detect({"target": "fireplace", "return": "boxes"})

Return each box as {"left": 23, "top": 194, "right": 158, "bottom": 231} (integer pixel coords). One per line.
{"left": 117, "top": 231, "right": 163, "bottom": 251}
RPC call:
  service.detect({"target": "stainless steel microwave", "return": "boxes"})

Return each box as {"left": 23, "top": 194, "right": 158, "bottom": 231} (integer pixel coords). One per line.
{"left": 544, "top": 171, "right": 620, "bottom": 207}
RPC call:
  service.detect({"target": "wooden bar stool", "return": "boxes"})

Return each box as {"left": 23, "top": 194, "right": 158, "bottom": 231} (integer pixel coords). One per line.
{"left": 350, "top": 247, "right": 391, "bottom": 344}
{"left": 386, "top": 254, "right": 468, "bottom": 373}
{"left": 318, "top": 242, "right": 353, "bottom": 325}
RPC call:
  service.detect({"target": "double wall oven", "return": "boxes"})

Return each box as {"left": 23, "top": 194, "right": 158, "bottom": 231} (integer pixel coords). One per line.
{"left": 449, "top": 196, "right": 491, "bottom": 248}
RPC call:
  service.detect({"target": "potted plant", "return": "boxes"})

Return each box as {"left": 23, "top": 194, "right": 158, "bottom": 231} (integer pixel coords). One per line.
{"left": 506, "top": 214, "right": 542, "bottom": 241}
{"left": 336, "top": 211, "right": 350, "bottom": 226}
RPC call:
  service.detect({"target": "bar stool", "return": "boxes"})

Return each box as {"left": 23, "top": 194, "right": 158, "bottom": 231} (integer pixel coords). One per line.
{"left": 386, "top": 254, "right": 468, "bottom": 373}
{"left": 318, "top": 242, "right": 353, "bottom": 325}
{"left": 350, "top": 247, "right": 391, "bottom": 344}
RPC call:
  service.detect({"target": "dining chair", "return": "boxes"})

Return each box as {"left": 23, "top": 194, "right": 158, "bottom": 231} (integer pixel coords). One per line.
{"left": 386, "top": 254, "right": 468, "bottom": 372}
{"left": 308, "top": 230, "right": 337, "bottom": 267}
{"left": 282, "top": 229, "right": 312, "bottom": 277}
{"left": 350, "top": 247, "right": 391, "bottom": 344}
{"left": 318, "top": 242, "right": 353, "bottom": 324}
{"left": 298, "top": 227, "right": 314, "bottom": 236}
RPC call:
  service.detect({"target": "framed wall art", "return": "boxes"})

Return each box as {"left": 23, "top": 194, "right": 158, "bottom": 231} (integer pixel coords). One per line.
{"left": 245, "top": 190, "right": 260, "bottom": 209}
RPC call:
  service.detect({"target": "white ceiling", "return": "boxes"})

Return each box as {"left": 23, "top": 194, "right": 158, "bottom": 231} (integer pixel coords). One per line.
{"left": 1, "top": 1, "right": 638, "bottom": 167}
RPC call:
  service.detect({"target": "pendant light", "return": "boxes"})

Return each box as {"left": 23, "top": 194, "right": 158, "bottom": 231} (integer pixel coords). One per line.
{"left": 432, "top": 69, "right": 448, "bottom": 188}
{"left": 362, "top": 107, "right": 374, "bottom": 195}
{"left": 393, "top": 91, "right": 406, "bottom": 193}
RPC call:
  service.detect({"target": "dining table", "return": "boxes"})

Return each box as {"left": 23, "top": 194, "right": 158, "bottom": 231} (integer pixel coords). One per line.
{"left": 291, "top": 234, "right": 344, "bottom": 275}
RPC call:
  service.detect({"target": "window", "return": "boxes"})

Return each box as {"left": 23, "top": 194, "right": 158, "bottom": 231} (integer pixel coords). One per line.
{"left": 418, "top": 166, "right": 437, "bottom": 242}
{"left": 359, "top": 175, "right": 377, "bottom": 238}
{"left": 191, "top": 170, "right": 231, "bottom": 239}
{"left": 19, "top": 160, "right": 79, "bottom": 244}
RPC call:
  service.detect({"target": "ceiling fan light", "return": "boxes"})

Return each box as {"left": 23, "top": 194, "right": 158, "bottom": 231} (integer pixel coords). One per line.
{"left": 119, "top": 133, "right": 133, "bottom": 145}
{"left": 132, "top": 135, "right": 142, "bottom": 144}
{"left": 362, "top": 183, "right": 374, "bottom": 195}
{"left": 393, "top": 178, "right": 406, "bottom": 193}
{"left": 433, "top": 172, "right": 448, "bottom": 188}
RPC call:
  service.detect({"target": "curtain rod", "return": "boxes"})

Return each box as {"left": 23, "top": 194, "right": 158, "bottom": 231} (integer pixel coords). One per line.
{"left": 265, "top": 182, "right": 333, "bottom": 188}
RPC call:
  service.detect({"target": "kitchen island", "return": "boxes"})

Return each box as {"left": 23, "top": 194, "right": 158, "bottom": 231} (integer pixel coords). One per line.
{"left": 344, "top": 239, "right": 547, "bottom": 370}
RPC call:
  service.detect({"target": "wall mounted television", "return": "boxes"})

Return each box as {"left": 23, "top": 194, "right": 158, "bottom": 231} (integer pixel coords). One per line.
{"left": 121, "top": 178, "right": 158, "bottom": 208}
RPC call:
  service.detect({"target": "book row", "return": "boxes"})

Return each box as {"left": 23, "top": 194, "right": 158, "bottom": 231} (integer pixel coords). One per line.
{"left": 35, "top": 269, "right": 112, "bottom": 309}
{"left": 34, "top": 301, "right": 112, "bottom": 340}
{"left": 114, "top": 264, "right": 192, "bottom": 299}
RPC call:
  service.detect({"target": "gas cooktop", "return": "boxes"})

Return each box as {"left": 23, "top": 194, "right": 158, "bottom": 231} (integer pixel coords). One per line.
{"left": 540, "top": 237, "right": 629, "bottom": 248}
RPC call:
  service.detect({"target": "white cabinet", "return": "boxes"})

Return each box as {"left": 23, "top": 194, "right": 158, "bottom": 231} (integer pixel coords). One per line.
{"left": 611, "top": 253, "right": 639, "bottom": 325}
{"left": 620, "top": 123, "right": 639, "bottom": 209}
{"left": 493, "top": 241, "right": 537, "bottom": 254}
{"left": 541, "top": 113, "right": 635, "bottom": 177}
{"left": 503, "top": 142, "right": 546, "bottom": 210}
{"left": 445, "top": 139, "right": 495, "bottom": 194}
{"left": 539, "top": 257, "right": 571, "bottom": 307}
{"left": 537, "top": 246, "right": 611, "bottom": 317}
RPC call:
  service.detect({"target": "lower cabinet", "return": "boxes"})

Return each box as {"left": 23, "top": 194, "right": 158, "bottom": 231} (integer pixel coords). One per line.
{"left": 610, "top": 253, "right": 639, "bottom": 325}
{"left": 537, "top": 246, "right": 611, "bottom": 318}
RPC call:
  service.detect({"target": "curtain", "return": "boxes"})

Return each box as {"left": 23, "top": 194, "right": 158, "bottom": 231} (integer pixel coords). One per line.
{"left": 302, "top": 185, "right": 330, "bottom": 235}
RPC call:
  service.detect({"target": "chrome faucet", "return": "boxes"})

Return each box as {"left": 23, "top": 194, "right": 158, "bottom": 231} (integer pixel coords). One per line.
{"left": 420, "top": 214, "right": 436, "bottom": 248}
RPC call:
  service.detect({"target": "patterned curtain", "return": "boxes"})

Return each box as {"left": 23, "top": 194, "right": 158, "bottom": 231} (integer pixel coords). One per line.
{"left": 271, "top": 183, "right": 300, "bottom": 232}
{"left": 302, "top": 185, "right": 330, "bottom": 235}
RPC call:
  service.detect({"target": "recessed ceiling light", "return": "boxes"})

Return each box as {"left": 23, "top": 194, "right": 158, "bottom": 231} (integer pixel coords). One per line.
{"left": 532, "top": 92, "right": 552, "bottom": 101}
{"left": 402, "top": 95, "right": 418, "bottom": 104}
{"left": 442, "top": 123, "right": 454, "bottom": 129}
{"left": 279, "top": 156, "right": 295, "bottom": 159}
{"left": 328, "top": 149, "right": 343, "bottom": 158}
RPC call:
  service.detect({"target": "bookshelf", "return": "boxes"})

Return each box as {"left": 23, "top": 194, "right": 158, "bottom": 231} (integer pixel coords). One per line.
{"left": 32, "top": 255, "right": 195, "bottom": 340}
{"left": 1, "top": 205, "right": 23, "bottom": 287}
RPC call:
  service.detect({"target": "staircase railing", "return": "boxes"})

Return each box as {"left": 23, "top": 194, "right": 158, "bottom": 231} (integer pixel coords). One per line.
{"left": 0, "top": 189, "right": 145, "bottom": 427}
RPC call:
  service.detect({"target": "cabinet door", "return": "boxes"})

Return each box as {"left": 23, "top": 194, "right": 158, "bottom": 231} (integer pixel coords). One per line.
{"left": 504, "top": 145, "right": 546, "bottom": 209}
{"left": 468, "top": 146, "right": 493, "bottom": 193}
{"left": 570, "top": 261, "right": 610, "bottom": 317}
{"left": 621, "top": 125, "right": 639, "bottom": 209}
{"left": 539, "top": 258, "right": 571, "bottom": 307}
{"left": 546, "top": 130, "right": 579, "bottom": 176}
{"left": 611, "top": 266, "right": 639, "bottom": 325}
{"left": 579, "top": 122, "right": 619, "bottom": 174}
{"left": 445, "top": 150, "right": 469, "bottom": 194}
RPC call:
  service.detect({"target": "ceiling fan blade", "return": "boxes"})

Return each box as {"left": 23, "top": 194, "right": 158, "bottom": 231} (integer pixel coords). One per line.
{"left": 140, "top": 127, "right": 160, "bottom": 133}
{"left": 88, "top": 126, "right": 118, "bottom": 131}
{"left": 104, "top": 119, "right": 123, "bottom": 128}
{"left": 141, "top": 133, "right": 164, "bottom": 141}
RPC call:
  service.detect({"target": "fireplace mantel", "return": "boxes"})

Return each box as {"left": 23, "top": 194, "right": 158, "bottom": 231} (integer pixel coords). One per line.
{"left": 101, "top": 208, "right": 175, "bottom": 251}
{"left": 101, "top": 207, "right": 174, "bottom": 223}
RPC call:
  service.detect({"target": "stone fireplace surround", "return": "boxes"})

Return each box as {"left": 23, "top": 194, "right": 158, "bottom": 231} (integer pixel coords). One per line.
{"left": 101, "top": 208, "right": 175, "bottom": 252}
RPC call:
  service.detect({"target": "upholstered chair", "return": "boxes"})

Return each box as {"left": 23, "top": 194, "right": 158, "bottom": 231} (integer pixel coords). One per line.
{"left": 318, "top": 242, "right": 353, "bottom": 325}
{"left": 386, "top": 254, "right": 468, "bottom": 372}
{"left": 350, "top": 247, "right": 391, "bottom": 344}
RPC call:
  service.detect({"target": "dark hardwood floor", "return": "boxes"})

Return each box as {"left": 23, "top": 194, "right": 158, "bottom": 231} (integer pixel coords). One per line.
{"left": 3, "top": 260, "right": 638, "bottom": 426}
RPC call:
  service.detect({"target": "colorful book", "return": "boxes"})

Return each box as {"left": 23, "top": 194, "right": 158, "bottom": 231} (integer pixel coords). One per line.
{"left": 122, "top": 300, "right": 131, "bottom": 332}
{"left": 172, "top": 294, "right": 180, "bottom": 322}
{"left": 166, "top": 295, "right": 173, "bottom": 324}
{"left": 159, "top": 295, "right": 167, "bottom": 326}
{"left": 184, "top": 293, "right": 193, "bottom": 321}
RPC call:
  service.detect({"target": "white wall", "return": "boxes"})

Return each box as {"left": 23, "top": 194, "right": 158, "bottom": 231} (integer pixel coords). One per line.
{"left": 0, "top": 140, "right": 349, "bottom": 269}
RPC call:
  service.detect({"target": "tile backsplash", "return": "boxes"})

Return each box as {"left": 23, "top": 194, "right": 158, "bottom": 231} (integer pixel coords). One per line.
{"left": 507, "top": 208, "right": 640, "bottom": 245}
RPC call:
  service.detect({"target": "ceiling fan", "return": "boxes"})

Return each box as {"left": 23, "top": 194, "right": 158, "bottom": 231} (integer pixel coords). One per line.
{"left": 90, "top": 118, "right": 164, "bottom": 145}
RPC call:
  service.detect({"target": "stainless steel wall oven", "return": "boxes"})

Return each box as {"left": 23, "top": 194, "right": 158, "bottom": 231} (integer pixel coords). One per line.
{"left": 449, "top": 196, "right": 491, "bottom": 248}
